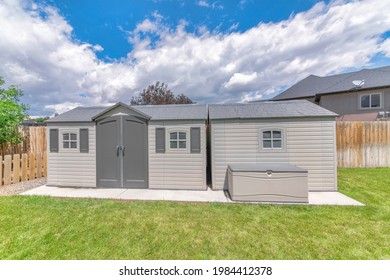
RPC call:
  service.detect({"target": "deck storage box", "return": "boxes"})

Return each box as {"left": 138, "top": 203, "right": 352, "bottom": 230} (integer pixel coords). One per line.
{"left": 227, "top": 163, "right": 308, "bottom": 203}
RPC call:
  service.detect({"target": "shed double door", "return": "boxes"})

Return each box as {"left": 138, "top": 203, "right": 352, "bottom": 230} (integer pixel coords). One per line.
{"left": 96, "top": 115, "right": 148, "bottom": 188}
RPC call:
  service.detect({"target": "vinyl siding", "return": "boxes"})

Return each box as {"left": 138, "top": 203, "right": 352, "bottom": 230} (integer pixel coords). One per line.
{"left": 211, "top": 118, "right": 337, "bottom": 191}
{"left": 148, "top": 120, "right": 207, "bottom": 190}
{"left": 47, "top": 123, "right": 96, "bottom": 187}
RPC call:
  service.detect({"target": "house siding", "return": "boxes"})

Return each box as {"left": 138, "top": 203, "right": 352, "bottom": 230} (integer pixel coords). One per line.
{"left": 319, "top": 88, "right": 390, "bottom": 115}
{"left": 47, "top": 123, "right": 97, "bottom": 187}
{"left": 210, "top": 118, "right": 337, "bottom": 191}
{"left": 148, "top": 120, "right": 207, "bottom": 190}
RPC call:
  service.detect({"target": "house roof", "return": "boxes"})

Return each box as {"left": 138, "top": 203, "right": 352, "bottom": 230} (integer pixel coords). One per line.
{"left": 272, "top": 66, "right": 390, "bottom": 100}
{"left": 46, "top": 103, "right": 208, "bottom": 123}
{"left": 208, "top": 100, "right": 337, "bottom": 120}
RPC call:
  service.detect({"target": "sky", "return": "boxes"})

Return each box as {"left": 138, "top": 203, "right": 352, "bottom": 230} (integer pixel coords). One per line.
{"left": 1, "top": 0, "right": 390, "bottom": 117}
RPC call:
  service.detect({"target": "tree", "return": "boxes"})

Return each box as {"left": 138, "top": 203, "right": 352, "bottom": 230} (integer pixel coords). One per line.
{"left": 35, "top": 116, "right": 50, "bottom": 123}
{"left": 0, "top": 77, "right": 29, "bottom": 144}
{"left": 131, "top": 82, "right": 194, "bottom": 105}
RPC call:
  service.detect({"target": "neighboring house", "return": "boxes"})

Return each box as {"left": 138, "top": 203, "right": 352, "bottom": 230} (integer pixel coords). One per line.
{"left": 45, "top": 102, "right": 207, "bottom": 189}
{"left": 272, "top": 66, "right": 390, "bottom": 120}
{"left": 208, "top": 100, "right": 338, "bottom": 192}
{"left": 21, "top": 119, "right": 47, "bottom": 127}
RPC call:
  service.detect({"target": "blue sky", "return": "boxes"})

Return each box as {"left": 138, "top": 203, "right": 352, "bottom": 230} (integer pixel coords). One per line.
{"left": 48, "top": 0, "right": 326, "bottom": 60}
{"left": 0, "top": 0, "right": 390, "bottom": 116}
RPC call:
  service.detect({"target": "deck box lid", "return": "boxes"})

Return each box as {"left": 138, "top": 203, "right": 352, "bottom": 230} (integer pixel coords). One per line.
{"left": 228, "top": 163, "right": 307, "bottom": 173}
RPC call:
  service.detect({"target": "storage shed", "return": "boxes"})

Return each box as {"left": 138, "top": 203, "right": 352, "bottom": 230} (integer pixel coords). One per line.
{"left": 46, "top": 102, "right": 207, "bottom": 190}
{"left": 208, "top": 100, "right": 338, "bottom": 192}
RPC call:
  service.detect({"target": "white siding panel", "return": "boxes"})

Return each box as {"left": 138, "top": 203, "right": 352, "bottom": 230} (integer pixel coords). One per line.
{"left": 47, "top": 123, "right": 96, "bottom": 187}
{"left": 211, "top": 118, "right": 337, "bottom": 191}
{"left": 148, "top": 120, "right": 207, "bottom": 190}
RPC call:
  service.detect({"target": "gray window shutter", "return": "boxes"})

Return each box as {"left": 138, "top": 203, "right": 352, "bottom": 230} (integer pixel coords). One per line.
{"left": 80, "top": 128, "right": 89, "bottom": 153}
{"left": 190, "top": 127, "right": 201, "bottom": 153}
{"left": 49, "top": 129, "right": 59, "bottom": 152}
{"left": 156, "top": 128, "right": 165, "bottom": 153}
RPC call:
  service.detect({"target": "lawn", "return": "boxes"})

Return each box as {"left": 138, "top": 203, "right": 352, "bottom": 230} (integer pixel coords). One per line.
{"left": 0, "top": 168, "right": 389, "bottom": 259}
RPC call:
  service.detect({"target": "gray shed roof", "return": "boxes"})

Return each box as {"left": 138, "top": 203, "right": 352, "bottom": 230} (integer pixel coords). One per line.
{"left": 135, "top": 104, "right": 208, "bottom": 120}
{"left": 46, "top": 103, "right": 208, "bottom": 123}
{"left": 273, "top": 66, "right": 390, "bottom": 100}
{"left": 209, "top": 100, "right": 337, "bottom": 120}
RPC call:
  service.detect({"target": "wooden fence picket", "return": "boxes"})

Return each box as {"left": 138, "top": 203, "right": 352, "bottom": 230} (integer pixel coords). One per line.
{"left": 21, "top": 154, "right": 28, "bottom": 181}
{"left": 29, "top": 153, "right": 36, "bottom": 180}
{"left": 3, "top": 155, "right": 12, "bottom": 185}
{"left": 13, "top": 154, "right": 20, "bottom": 184}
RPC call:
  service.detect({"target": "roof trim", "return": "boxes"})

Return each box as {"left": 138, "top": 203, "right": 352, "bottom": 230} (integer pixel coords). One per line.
{"left": 315, "top": 85, "right": 390, "bottom": 98}
{"left": 209, "top": 115, "right": 338, "bottom": 121}
{"left": 91, "top": 102, "right": 151, "bottom": 121}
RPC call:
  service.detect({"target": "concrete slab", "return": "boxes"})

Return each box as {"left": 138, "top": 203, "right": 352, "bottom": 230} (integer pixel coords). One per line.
{"left": 308, "top": 191, "right": 364, "bottom": 206}
{"left": 21, "top": 185, "right": 364, "bottom": 206}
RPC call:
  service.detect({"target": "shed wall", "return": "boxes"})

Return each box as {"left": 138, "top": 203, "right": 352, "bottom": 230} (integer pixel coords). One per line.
{"left": 148, "top": 120, "right": 207, "bottom": 190}
{"left": 210, "top": 118, "right": 337, "bottom": 191}
{"left": 47, "top": 123, "right": 97, "bottom": 187}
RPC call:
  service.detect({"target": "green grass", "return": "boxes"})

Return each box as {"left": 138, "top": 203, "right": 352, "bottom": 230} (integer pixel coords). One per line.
{"left": 1, "top": 168, "right": 390, "bottom": 259}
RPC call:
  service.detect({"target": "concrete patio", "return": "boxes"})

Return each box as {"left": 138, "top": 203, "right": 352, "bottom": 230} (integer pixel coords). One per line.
{"left": 21, "top": 185, "right": 364, "bottom": 206}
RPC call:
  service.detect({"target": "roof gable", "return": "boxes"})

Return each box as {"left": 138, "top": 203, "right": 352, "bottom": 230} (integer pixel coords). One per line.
{"left": 92, "top": 102, "right": 151, "bottom": 121}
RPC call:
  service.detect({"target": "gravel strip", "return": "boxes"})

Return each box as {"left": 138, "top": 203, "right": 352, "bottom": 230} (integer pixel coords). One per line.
{"left": 0, "top": 177, "right": 47, "bottom": 196}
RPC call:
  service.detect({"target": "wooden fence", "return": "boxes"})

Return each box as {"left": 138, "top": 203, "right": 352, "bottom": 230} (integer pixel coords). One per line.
{"left": 336, "top": 121, "right": 390, "bottom": 168}
{"left": 0, "top": 127, "right": 47, "bottom": 186}
{"left": 0, "top": 152, "right": 47, "bottom": 186}
{"left": 0, "top": 127, "right": 46, "bottom": 156}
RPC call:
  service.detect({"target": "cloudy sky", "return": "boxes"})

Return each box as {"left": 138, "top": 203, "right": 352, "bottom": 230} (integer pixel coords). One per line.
{"left": 1, "top": 0, "right": 390, "bottom": 117}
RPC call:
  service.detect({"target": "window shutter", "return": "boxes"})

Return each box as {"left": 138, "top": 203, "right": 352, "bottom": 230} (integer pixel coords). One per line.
{"left": 49, "top": 129, "right": 59, "bottom": 152}
{"left": 190, "top": 127, "right": 201, "bottom": 153}
{"left": 155, "top": 128, "right": 165, "bottom": 153}
{"left": 80, "top": 128, "right": 89, "bottom": 153}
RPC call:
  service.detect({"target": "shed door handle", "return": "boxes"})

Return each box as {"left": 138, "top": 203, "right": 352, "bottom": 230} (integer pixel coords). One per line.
{"left": 116, "top": 146, "right": 120, "bottom": 156}
{"left": 122, "top": 146, "right": 125, "bottom": 156}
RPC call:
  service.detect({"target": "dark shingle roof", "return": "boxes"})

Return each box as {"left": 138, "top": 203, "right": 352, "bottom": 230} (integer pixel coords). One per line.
{"left": 45, "top": 107, "right": 107, "bottom": 122}
{"left": 46, "top": 103, "right": 208, "bottom": 123}
{"left": 135, "top": 104, "right": 208, "bottom": 120}
{"left": 209, "top": 100, "right": 337, "bottom": 120}
{"left": 273, "top": 66, "right": 390, "bottom": 100}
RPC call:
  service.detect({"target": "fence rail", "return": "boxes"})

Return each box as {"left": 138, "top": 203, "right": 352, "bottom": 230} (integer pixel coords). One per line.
{"left": 336, "top": 121, "right": 390, "bottom": 168}
{"left": 0, "top": 152, "right": 47, "bottom": 186}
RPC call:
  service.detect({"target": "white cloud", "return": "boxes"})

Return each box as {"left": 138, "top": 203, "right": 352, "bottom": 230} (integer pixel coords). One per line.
{"left": 197, "top": 0, "right": 223, "bottom": 10}
{"left": 44, "top": 102, "right": 83, "bottom": 114}
{"left": 224, "top": 72, "right": 258, "bottom": 89}
{"left": 0, "top": 0, "right": 390, "bottom": 116}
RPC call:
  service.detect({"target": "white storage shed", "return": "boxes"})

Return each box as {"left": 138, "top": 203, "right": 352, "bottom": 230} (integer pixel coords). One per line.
{"left": 208, "top": 100, "right": 338, "bottom": 192}
{"left": 46, "top": 102, "right": 207, "bottom": 190}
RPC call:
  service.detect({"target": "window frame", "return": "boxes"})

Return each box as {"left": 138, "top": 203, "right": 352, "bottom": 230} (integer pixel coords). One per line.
{"left": 168, "top": 130, "right": 188, "bottom": 151}
{"left": 61, "top": 131, "right": 78, "bottom": 150}
{"left": 259, "top": 128, "right": 286, "bottom": 152}
{"left": 359, "top": 93, "right": 383, "bottom": 110}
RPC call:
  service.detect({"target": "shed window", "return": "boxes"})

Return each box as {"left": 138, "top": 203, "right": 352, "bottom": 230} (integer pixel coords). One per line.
{"left": 170, "top": 132, "right": 186, "bottom": 149}
{"left": 62, "top": 133, "right": 77, "bottom": 149}
{"left": 360, "top": 93, "right": 382, "bottom": 109}
{"left": 262, "top": 130, "right": 282, "bottom": 149}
